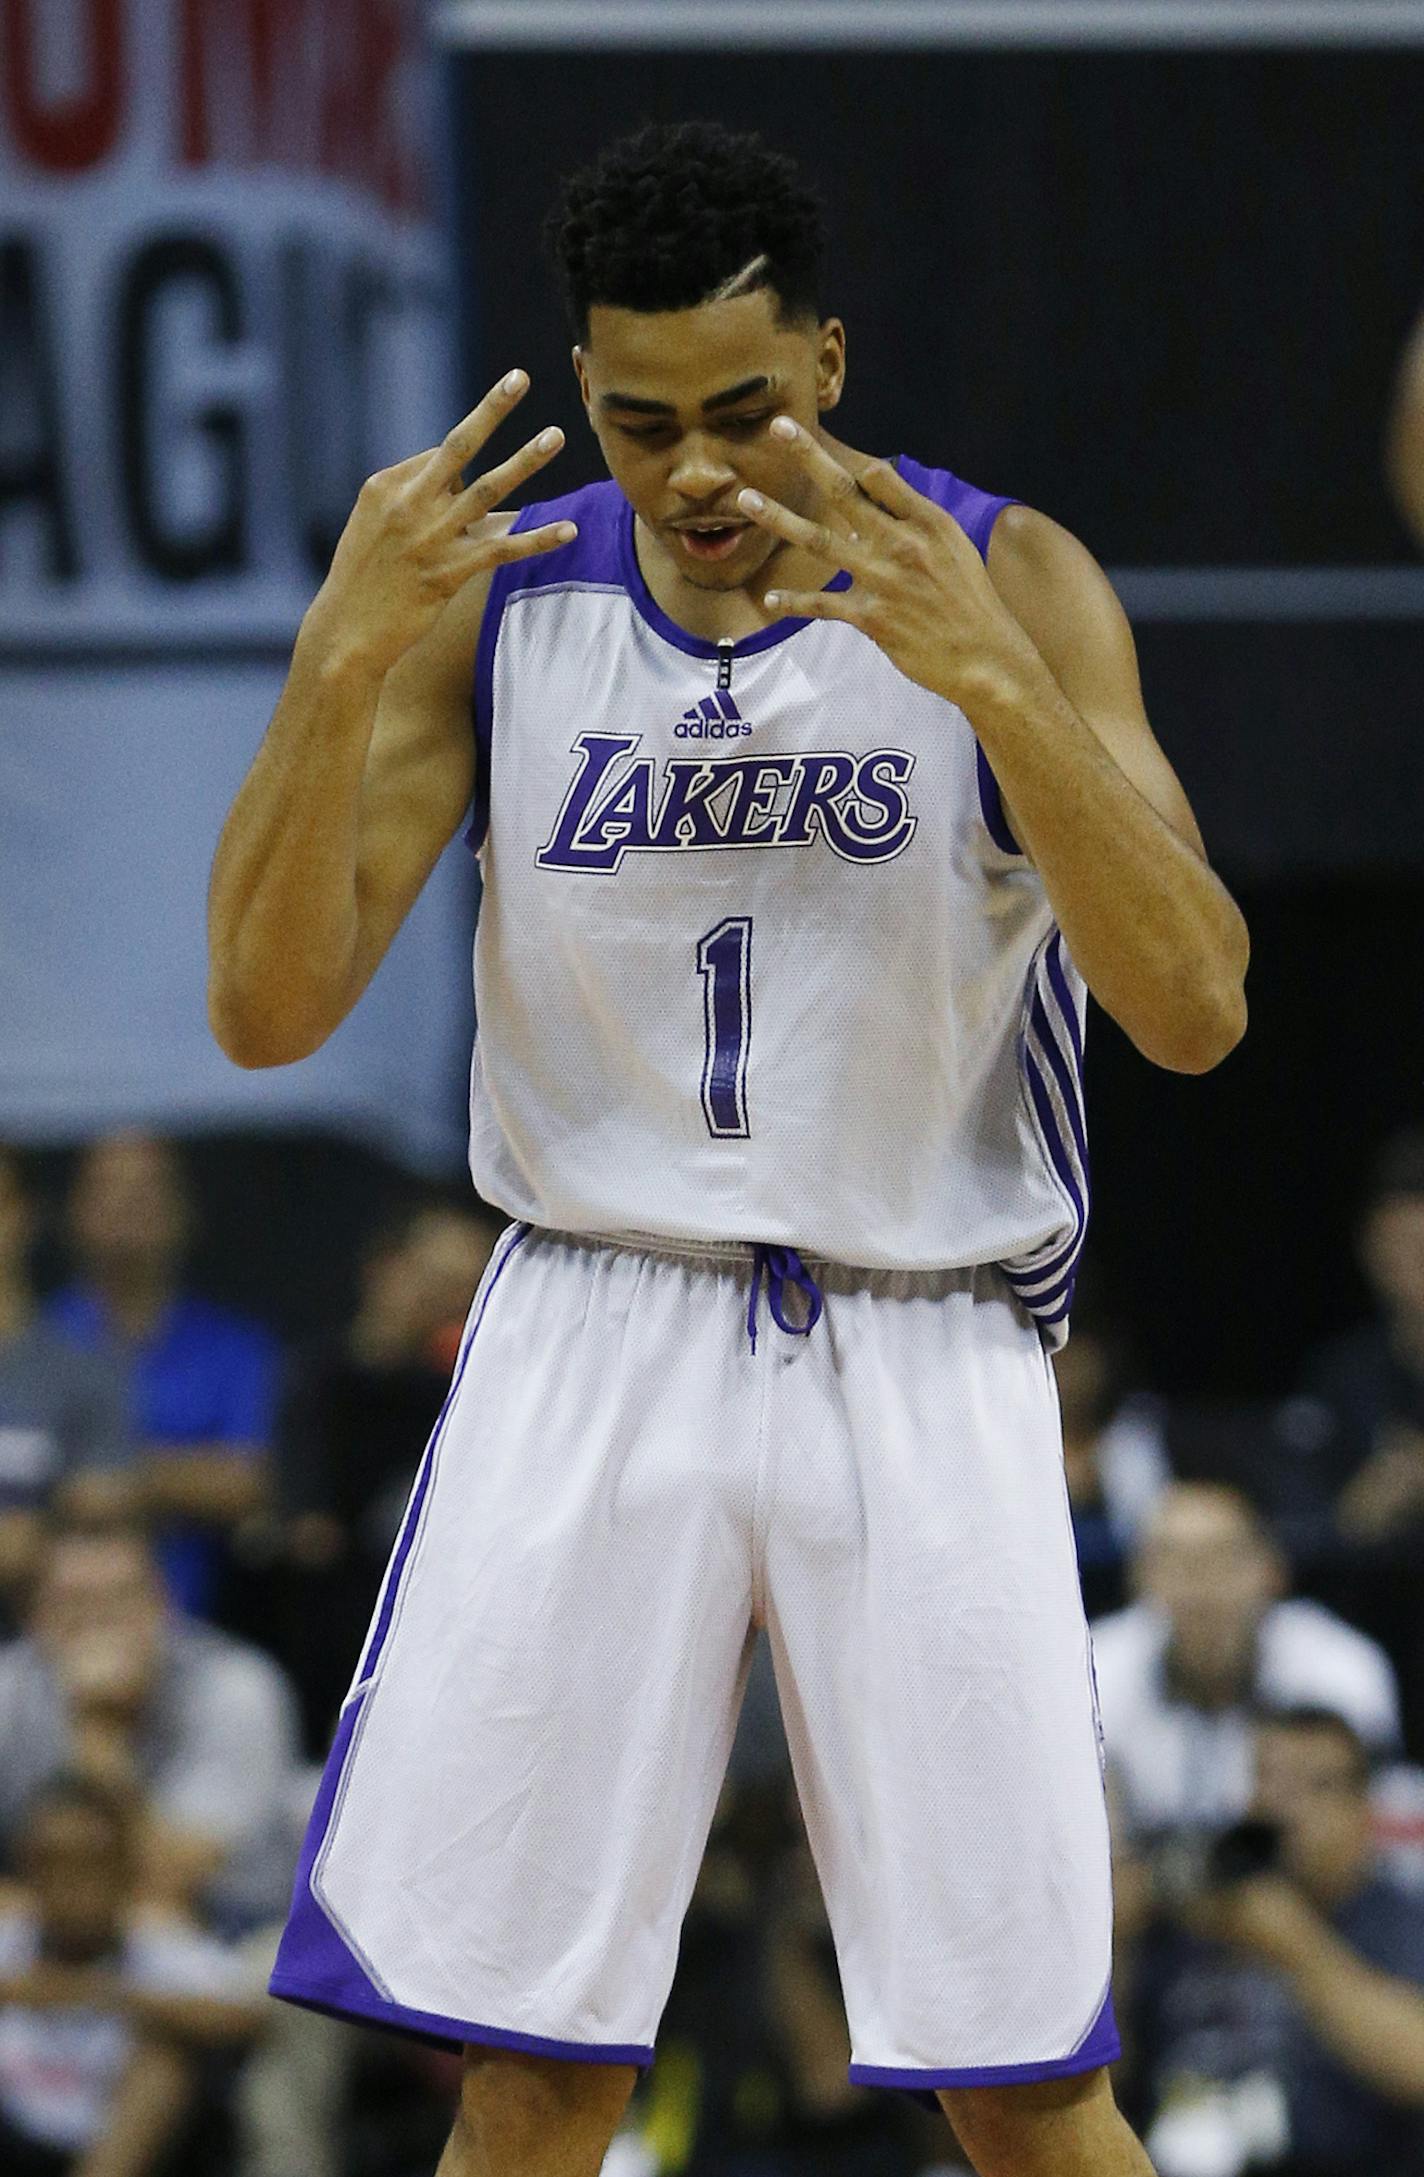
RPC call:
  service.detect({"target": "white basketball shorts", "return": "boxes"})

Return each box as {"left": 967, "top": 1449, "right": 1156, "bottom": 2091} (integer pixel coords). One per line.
{"left": 270, "top": 1222, "right": 1119, "bottom": 2091}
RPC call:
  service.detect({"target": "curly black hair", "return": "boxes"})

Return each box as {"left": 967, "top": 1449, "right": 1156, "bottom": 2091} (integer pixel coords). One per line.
{"left": 544, "top": 120, "right": 827, "bottom": 342}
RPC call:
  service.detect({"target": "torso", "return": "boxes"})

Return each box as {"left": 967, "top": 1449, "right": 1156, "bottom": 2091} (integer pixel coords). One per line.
{"left": 459, "top": 457, "right": 1090, "bottom": 1340}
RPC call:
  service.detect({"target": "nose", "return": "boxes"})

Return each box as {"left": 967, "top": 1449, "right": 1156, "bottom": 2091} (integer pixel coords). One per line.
{"left": 667, "top": 431, "right": 737, "bottom": 501}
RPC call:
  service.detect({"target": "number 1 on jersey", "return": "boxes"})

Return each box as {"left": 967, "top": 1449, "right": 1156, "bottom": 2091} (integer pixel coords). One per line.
{"left": 697, "top": 917, "right": 752, "bottom": 1139}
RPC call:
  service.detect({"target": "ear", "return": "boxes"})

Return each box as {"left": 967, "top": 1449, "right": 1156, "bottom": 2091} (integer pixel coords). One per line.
{"left": 572, "top": 345, "right": 595, "bottom": 423}
{"left": 816, "top": 317, "right": 846, "bottom": 414}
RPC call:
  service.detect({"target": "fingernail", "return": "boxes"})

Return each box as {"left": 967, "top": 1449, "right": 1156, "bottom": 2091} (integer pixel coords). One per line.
{"left": 739, "top": 488, "right": 764, "bottom": 511}
{"left": 769, "top": 416, "right": 798, "bottom": 441}
{"left": 764, "top": 591, "right": 783, "bottom": 608}
{"left": 503, "top": 369, "right": 527, "bottom": 394}
{"left": 538, "top": 427, "right": 562, "bottom": 452}
{"left": 557, "top": 523, "right": 577, "bottom": 541}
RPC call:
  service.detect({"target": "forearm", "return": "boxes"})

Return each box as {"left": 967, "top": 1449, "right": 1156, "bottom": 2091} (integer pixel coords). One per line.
{"left": 968, "top": 659, "right": 1247, "bottom": 1072}
{"left": 73, "top": 2037, "right": 195, "bottom": 2177}
{"left": 207, "top": 620, "right": 385, "bottom": 1067}
{"left": 127, "top": 1986, "right": 265, "bottom": 2048}
{"left": 138, "top": 1448, "right": 268, "bottom": 1527}
{"left": 1280, "top": 1920, "right": 1424, "bottom": 2106}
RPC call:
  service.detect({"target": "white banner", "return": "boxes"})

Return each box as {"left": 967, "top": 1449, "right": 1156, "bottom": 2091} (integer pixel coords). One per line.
{"left": 0, "top": 0, "right": 471, "bottom": 1168}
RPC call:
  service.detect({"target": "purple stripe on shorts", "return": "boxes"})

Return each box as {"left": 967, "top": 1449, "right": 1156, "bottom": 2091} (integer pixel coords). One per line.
{"left": 270, "top": 1695, "right": 652, "bottom": 2065}
{"left": 353, "top": 1222, "right": 529, "bottom": 1703}
{"left": 848, "top": 1983, "right": 1120, "bottom": 2094}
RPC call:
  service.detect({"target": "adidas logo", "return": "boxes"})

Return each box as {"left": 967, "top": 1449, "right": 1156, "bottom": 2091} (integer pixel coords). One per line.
{"left": 674, "top": 692, "right": 753, "bottom": 740}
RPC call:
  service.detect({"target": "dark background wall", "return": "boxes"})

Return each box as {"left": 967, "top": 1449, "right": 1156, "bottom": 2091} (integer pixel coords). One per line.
{"left": 441, "top": 42, "right": 1424, "bottom": 1395}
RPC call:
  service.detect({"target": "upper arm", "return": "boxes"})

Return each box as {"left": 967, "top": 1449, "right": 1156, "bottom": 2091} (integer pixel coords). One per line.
{"left": 986, "top": 503, "right": 1206, "bottom": 860}
{"left": 344, "top": 520, "right": 512, "bottom": 1000}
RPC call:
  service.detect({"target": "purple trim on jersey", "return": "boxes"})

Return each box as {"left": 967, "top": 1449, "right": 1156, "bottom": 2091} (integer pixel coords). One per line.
{"left": 848, "top": 1985, "right": 1120, "bottom": 2095}
{"left": 1046, "top": 932, "right": 1085, "bottom": 1070}
{"left": 465, "top": 483, "right": 628, "bottom": 851}
{"left": 1030, "top": 989, "right": 1090, "bottom": 1174}
{"left": 895, "top": 454, "right": 1023, "bottom": 857}
{"left": 975, "top": 743, "right": 1021, "bottom": 855}
{"left": 1023, "top": 1049, "right": 1086, "bottom": 1227}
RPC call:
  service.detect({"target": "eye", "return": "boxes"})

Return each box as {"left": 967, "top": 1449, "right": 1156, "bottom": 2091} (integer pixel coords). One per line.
{"left": 722, "top": 411, "right": 774, "bottom": 434}
{"left": 619, "top": 422, "right": 675, "bottom": 443}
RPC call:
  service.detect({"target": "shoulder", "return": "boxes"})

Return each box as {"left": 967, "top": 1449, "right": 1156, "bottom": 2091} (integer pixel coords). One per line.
{"left": 1087, "top": 1601, "right": 1162, "bottom": 1686}
{"left": 169, "top": 1619, "right": 293, "bottom": 1718}
{"left": 487, "top": 477, "right": 627, "bottom": 607}
{"left": 985, "top": 501, "right": 1135, "bottom": 662}
{"left": 900, "top": 466, "right": 1142, "bottom": 712}
{"left": 1260, "top": 1600, "right": 1400, "bottom": 1729}
{"left": 125, "top": 1905, "right": 256, "bottom": 1995}
{"left": 895, "top": 455, "right": 1021, "bottom": 563}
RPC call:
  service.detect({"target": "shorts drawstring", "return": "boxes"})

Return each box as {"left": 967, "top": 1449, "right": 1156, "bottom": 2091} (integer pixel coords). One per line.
{"left": 746, "top": 1244, "right": 824, "bottom": 1353}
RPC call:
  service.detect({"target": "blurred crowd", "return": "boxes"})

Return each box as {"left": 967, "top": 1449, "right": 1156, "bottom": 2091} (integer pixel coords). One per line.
{"left": 3, "top": 1128, "right": 1424, "bottom": 2176}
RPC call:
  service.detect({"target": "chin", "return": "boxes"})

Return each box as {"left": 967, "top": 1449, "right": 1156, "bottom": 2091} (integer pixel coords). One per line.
{"left": 681, "top": 562, "right": 754, "bottom": 592}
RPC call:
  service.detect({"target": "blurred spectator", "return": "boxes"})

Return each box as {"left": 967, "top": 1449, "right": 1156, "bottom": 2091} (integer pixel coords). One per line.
{"left": 0, "top": 1510, "right": 301, "bottom": 1939}
{"left": 1091, "top": 1482, "right": 1399, "bottom": 1847}
{"left": 0, "top": 1771, "right": 261, "bottom": 2177}
{"left": 634, "top": 1796, "right": 917, "bottom": 2176}
{"left": 45, "top": 1133, "right": 279, "bottom": 1621}
{"left": 1053, "top": 1278, "right": 1170, "bottom": 1620}
{"left": 1386, "top": 306, "right": 1424, "bottom": 546}
{"left": 1284, "top": 1128, "right": 1424, "bottom": 1755}
{"left": 1292, "top": 1131, "right": 1424, "bottom": 1551}
{"left": 0, "top": 1148, "right": 131, "bottom": 1635}
{"left": 271, "top": 1199, "right": 498, "bottom": 1751}
{"left": 1130, "top": 1707, "right": 1424, "bottom": 2177}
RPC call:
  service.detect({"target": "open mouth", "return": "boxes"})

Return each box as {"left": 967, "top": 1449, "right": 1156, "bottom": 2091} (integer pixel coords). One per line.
{"left": 674, "top": 523, "right": 751, "bottom": 562}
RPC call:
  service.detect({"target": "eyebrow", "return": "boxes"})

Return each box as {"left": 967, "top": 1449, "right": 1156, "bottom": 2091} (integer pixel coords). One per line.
{"left": 599, "top": 374, "right": 778, "bottom": 417}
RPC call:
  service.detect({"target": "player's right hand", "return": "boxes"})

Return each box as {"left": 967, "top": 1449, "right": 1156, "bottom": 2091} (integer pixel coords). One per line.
{"left": 303, "top": 370, "right": 576, "bottom": 677}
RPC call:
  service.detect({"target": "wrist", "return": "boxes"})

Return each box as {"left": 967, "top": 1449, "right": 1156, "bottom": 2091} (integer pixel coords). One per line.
{"left": 294, "top": 603, "right": 397, "bottom": 694}
{"left": 952, "top": 638, "right": 1062, "bottom": 737}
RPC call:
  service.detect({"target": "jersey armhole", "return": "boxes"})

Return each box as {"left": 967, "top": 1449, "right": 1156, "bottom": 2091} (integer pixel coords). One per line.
{"left": 975, "top": 495, "right": 1024, "bottom": 857}
{"left": 465, "top": 505, "right": 544, "bottom": 853}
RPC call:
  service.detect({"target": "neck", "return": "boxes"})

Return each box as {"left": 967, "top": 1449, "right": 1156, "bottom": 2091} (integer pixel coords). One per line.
{"left": 633, "top": 426, "right": 870, "bottom": 644}
{"left": 1164, "top": 1634, "right": 1255, "bottom": 1711}
{"left": 89, "top": 1263, "right": 172, "bottom": 1341}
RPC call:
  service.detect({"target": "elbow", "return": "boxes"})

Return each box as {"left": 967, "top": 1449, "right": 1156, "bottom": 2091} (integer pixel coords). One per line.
{"left": 1134, "top": 978, "right": 1248, "bottom": 1076}
{"left": 207, "top": 978, "right": 326, "bottom": 1070}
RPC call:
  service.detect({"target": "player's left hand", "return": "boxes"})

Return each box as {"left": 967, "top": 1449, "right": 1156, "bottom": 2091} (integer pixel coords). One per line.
{"left": 736, "top": 419, "right": 1042, "bottom": 708}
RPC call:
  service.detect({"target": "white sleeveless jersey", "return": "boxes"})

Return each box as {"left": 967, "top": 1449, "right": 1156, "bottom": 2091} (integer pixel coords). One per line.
{"left": 466, "top": 458, "right": 1088, "bottom": 1337}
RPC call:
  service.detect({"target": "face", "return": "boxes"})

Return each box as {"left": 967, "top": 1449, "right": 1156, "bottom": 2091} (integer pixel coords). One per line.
{"left": 574, "top": 287, "right": 845, "bottom": 592}
{"left": 32, "top": 1533, "right": 166, "bottom": 1698}
{"left": 24, "top": 1803, "right": 128, "bottom": 1955}
{"left": 402, "top": 1211, "right": 494, "bottom": 1332}
{"left": 1360, "top": 1194, "right": 1424, "bottom": 1322}
{"left": 1136, "top": 1487, "right": 1282, "bottom": 1673}
{"left": 1252, "top": 1724, "right": 1373, "bottom": 1897}
{"left": 70, "top": 1133, "right": 189, "bottom": 1278}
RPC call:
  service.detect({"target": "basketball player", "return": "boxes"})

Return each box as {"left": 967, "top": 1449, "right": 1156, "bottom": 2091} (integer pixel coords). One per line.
{"left": 209, "top": 123, "right": 1248, "bottom": 2177}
